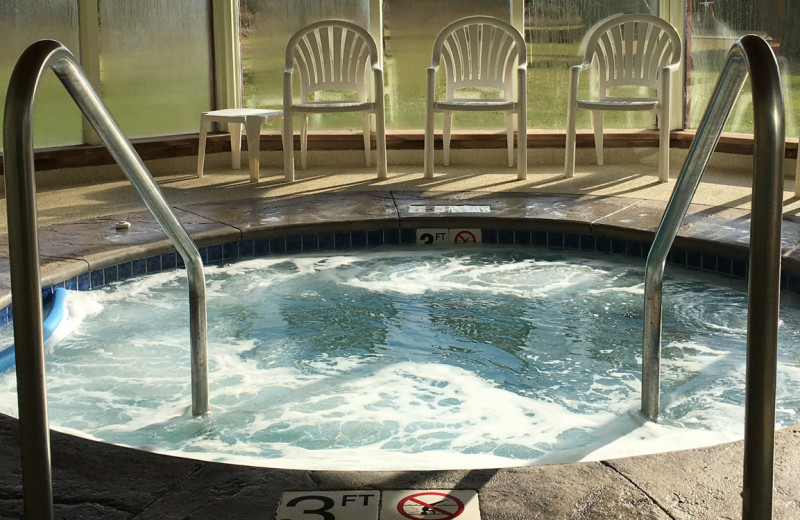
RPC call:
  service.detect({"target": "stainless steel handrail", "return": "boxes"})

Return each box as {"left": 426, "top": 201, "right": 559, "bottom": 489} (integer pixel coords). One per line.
{"left": 641, "top": 35, "right": 784, "bottom": 519}
{"left": 3, "top": 40, "right": 210, "bottom": 518}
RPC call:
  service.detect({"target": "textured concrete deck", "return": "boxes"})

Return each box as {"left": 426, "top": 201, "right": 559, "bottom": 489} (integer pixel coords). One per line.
{"left": 1, "top": 155, "right": 800, "bottom": 518}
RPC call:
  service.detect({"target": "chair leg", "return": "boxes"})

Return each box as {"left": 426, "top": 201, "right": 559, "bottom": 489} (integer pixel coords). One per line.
{"left": 197, "top": 117, "right": 210, "bottom": 178}
{"left": 245, "top": 116, "right": 263, "bottom": 183}
{"left": 300, "top": 115, "right": 308, "bottom": 170}
{"left": 565, "top": 65, "right": 581, "bottom": 178}
{"left": 375, "top": 109, "right": 387, "bottom": 180}
{"left": 283, "top": 114, "right": 295, "bottom": 182}
{"left": 565, "top": 101, "right": 578, "bottom": 178}
{"left": 228, "top": 122, "right": 243, "bottom": 169}
{"left": 517, "top": 110, "right": 527, "bottom": 180}
{"left": 362, "top": 112, "right": 371, "bottom": 167}
{"left": 443, "top": 112, "right": 452, "bottom": 166}
{"left": 424, "top": 100, "right": 435, "bottom": 179}
{"left": 506, "top": 113, "right": 514, "bottom": 168}
{"left": 658, "top": 106, "right": 670, "bottom": 182}
{"left": 592, "top": 110, "right": 604, "bottom": 166}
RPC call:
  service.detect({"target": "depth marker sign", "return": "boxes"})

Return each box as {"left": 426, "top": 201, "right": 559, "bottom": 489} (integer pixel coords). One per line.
{"left": 416, "top": 228, "right": 482, "bottom": 246}
{"left": 277, "top": 490, "right": 379, "bottom": 520}
{"left": 381, "top": 490, "right": 480, "bottom": 520}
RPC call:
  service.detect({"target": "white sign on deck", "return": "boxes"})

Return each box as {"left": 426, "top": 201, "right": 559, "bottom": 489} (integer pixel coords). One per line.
{"left": 408, "top": 205, "right": 491, "bottom": 214}
{"left": 277, "top": 490, "right": 379, "bottom": 520}
{"left": 381, "top": 489, "right": 481, "bottom": 520}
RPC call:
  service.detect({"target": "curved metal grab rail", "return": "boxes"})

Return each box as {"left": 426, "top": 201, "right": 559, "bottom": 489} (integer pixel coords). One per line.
{"left": 641, "top": 35, "right": 783, "bottom": 519}
{"left": 2, "top": 40, "right": 210, "bottom": 518}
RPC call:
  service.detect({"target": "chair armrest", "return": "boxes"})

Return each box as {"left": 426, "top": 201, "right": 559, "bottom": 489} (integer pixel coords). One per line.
{"left": 568, "top": 64, "right": 584, "bottom": 101}
{"left": 517, "top": 64, "right": 527, "bottom": 104}
{"left": 569, "top": 59, "right": 592, "bottom": 83}
{"left": 659, "top": 64, "right": 677, "bottom": 91}
{"left": 574, "top": 61, "right": 592, "bottom": 72}
{"left": 569, "top": 62, "right": 591, "bottom": 98}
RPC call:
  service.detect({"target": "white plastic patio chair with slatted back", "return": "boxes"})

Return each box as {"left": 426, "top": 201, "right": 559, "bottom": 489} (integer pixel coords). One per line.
{"left": 564, "top": 13, "right": 681, "bottom": 182}
{"left": 424, "top": 16, "right": 527, "bottom": 180}
{"left": 282, "top": 19, "right": 387, "bottom": 182}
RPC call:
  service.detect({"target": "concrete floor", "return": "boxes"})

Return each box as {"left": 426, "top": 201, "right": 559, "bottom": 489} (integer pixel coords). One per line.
{"left": 1, "top": 150, "right": 799, "bottom": 518}
{"left": 9, "top": 146, "right": 800, "bottom": 234}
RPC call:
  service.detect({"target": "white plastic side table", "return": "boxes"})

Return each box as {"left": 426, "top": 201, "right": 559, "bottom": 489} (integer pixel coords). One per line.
{"left": 197, "top": 108, "right": 283, "bottom": 182}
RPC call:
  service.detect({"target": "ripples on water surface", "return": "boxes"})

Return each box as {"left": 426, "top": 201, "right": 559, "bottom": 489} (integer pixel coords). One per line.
{"left": 1, "top": 247, "right": 798, "bottom": 470}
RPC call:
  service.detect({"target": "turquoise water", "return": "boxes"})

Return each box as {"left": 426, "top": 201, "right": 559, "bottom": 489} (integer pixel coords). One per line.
{"left": 1, "top": 247, "right": 798, "bottom": 470}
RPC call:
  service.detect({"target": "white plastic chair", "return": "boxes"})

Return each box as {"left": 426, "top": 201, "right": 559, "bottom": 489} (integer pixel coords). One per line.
{"left": 564, "top": 14, "right": 681, "bottom": 182}
{"left": 424, "top": 16, "right": 527, "bottom": 180}
{"left": 282, "top": 19, "right": 387, "bottom": 182}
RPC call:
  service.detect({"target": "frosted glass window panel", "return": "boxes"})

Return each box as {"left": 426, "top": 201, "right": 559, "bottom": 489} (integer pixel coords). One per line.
{"left": 98, "top": 0, "right": 212, "bottom": 138}
{"left": 0, "top": 0, "right": 82, "bottom": 150}
{"left": 241, "top": 0, "right": 370, "bottom": 130}
{"left": 526, "top": 0, "right": 659, "bottom": 130}
{"left": 383, "top": 0, "right": 510, "bottom": 130}
{"left": 687, "top": 0, "right": 798, "bottom": 137}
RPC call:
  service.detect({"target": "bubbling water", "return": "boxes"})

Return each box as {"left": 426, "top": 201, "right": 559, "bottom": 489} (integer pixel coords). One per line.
{"left": 0, "top": 247, "right": 798, "bottom": 470}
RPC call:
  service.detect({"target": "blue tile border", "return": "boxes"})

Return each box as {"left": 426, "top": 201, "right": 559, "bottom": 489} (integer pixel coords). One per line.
{"left": 103, "top": 265, "right": 119, "bottom": 285}
{"left": 302, "top": 234, "right": 318, "bottom": 252}
{"left": 286, "top": 235, "right": 302, "bottom": 253}
{"left": 351, "top": 230, "right": 367, "bottom": 248}
{"left": 90, "top": 270, "right": 104, "bottom": 289}
{"left": 146, "top": 255, "right": 162, "bottom": 274}
{"left": 319, "top": 233, "right": 335, "bottom": 251}
{"left": 118, "top": 262, "right": 132, "bottom": 281}
{"left": 400, "top": 228, "right": 416, "bottom": 245}
{"left": 239, "top": 239, "right": 254, "bottom": 258}
{"left": 0, "top": 226, "right": 783, "bottom": 328}
{"left": 367, "top": 230, "right": 383, "bottom": 247}
{"left": 207, "top": 245, "right": 223, "bottom": 264}
{"left": 384, "top": 228, "right": 400, "bottom": 245}
{"left": 564, "top": 232, "right": 580, "bottom": 250}
{"left": 335, "top": 232, "right": 351, "bottom": 249}
{"left": 481, "top": 229, "right": 497, "bottom": 244}
{"left": 548, "top": 232, "right": 564, "bottom": 249}
{"left": 254, "top": 238, "right": 269, "bottom": 256}
{"left": 269, "top": 237, "right": 286, "bottom": 255}
{"left": 222, "top": 242, "right": 239, "bottom": 261}
{"left": 515, "top": 230, "right": 531, "bottom": 246}
{"left": 161, "top": 252, "right": 177, "bottom": 271}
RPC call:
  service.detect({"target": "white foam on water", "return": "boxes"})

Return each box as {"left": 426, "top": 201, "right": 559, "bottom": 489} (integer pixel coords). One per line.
{"left": 586, "top": 283, "right": 645, "bottom": 296}
{"left": 0, "top": 375, "right": 18, "bottom": 416}
{"left": 339, "top": 257, "right": 615, "bottom": 299}
{"left": 0, "top": 248, "right": 798, "bottom": 470}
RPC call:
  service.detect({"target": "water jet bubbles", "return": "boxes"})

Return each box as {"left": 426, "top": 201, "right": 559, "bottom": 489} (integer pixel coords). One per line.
{"left": 11, "top": 247, "right": 800, "bottom": 470}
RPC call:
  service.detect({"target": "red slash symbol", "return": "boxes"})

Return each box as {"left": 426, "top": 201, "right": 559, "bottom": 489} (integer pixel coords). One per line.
{"left": 453, "top": 230, "right": 477, "bottom": 243}
{"left": 396, "top": 492, "right": 465, "bottom": 519}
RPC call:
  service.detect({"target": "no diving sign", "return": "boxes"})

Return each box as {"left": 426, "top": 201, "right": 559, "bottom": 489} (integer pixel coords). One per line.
{"left": 396, "top": 492, "right": 464, "bottom": 518}
{"left": 277, "top": 489, "right": 480, "bottom": 519}
{"left": 382, "top": 490, "right": 480, "bottom": 520}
